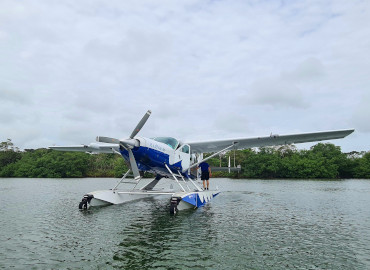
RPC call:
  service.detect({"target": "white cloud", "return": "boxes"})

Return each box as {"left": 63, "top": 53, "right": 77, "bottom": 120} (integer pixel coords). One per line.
{"left": 351, "top": 93, "right": 370, "bottom": 133}
{"left": 0, "top": 88, "right": 28, "bottom": 105}
{"left": 282, "top": 57, "right": 325, "bottom": 82}
{"left": 237, "top": 58, "right": 326, "bottom": 109}
{"left": 0, "top": 0, "right": 369, "bottom": 152}
{"left": 242, "top": 77, "right": 308, "bottom": 109}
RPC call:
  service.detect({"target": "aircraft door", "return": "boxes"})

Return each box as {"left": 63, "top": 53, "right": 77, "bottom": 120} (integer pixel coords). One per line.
{"left": 176, "top": 144, "right": 191, "bottom": 173}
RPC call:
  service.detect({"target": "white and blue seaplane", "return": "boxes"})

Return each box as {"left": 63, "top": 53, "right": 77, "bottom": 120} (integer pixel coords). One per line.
{"left": 49, "top": 110, "right": 354, "bottom": 214}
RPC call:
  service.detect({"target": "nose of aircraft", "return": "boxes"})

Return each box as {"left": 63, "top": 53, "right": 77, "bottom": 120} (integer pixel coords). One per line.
{"left": 95, "top": 110, "right": 152, "bottom": 180}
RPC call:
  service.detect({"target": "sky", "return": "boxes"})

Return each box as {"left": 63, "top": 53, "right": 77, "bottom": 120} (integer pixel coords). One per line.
{"left": 1, "top": 0, "right": 369, "bottom": 152}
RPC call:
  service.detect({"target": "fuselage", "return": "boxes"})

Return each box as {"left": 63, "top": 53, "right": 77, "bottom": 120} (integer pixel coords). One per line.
{"left": 119, "top": 136, "right": 192, "bottom": 178}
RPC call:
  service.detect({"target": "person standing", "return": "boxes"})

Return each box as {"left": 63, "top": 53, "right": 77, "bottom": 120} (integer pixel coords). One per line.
{"left": 198, "top": 161, "right": 211, "bottom": 190}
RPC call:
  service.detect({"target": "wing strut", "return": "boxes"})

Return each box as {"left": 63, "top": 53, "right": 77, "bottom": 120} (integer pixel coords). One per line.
{"left": 164, "top": 164, "right": 186, "bottom": 192}
{"left": 189, "top": 142, "right": 238, "bottom": 169}
{"left": 112, "top": 169, "right": 131, "bottom": 191}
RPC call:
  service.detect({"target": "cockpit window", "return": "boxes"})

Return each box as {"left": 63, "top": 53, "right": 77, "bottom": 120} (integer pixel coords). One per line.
{"left": 151, "top": 137, "right": 179, "bottom": 149}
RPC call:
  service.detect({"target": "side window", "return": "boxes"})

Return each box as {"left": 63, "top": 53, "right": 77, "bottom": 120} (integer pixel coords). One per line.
{"left": 180, "top": 145, "right": 189, "bottom": 154}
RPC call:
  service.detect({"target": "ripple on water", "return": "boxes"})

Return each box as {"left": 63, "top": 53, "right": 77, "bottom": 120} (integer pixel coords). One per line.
{"left": 1, "top": 178, "right": 370, "bottom": 269}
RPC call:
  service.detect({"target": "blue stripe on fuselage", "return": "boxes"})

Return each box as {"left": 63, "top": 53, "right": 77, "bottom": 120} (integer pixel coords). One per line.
{"left": 119, "top": 146, "right": 183, "bottom": 176}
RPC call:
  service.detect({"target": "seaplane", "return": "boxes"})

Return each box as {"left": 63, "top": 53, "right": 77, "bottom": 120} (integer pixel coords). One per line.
{"left": 49, "top": 110, "right": 354, "bottom": 214}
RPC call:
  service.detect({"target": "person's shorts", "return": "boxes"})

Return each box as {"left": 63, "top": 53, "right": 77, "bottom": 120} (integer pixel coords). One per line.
{"left": 201, "top": 171, "right": 210, "bottom": 180}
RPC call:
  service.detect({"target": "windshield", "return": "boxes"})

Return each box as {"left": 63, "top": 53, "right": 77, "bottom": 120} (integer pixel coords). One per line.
{"left": 151, "top": 137, "right": 179, "bottom": 149}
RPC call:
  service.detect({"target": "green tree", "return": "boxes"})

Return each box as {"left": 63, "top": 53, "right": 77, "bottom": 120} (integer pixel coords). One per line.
{"left": 113, "top": 158, "right": 129, "bottom": 177}
{"left": 0, "top": 138, "right": 19, "bottom": 152}
{"left": 353, "top": 152, "right": 370, "bottom": 178}
{"left": 0, "top": 139, "right": 22, "bottom": 176}
{"left": 0, "top": 138, "right": 367, "bottom": 179}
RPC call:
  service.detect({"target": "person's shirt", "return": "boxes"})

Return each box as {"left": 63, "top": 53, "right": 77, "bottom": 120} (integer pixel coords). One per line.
{"left": 199, "top": 162, "right": 210, "bottom": 173}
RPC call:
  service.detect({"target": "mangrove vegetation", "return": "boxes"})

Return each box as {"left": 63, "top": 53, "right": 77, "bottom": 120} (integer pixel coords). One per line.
{"left": 0, "top": 139, "right": 369, "bottom": 179}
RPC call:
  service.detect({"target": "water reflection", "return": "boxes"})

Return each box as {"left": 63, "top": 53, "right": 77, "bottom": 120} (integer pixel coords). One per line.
{"left": 111, "top": 198, "right": 217, "bottom": 269}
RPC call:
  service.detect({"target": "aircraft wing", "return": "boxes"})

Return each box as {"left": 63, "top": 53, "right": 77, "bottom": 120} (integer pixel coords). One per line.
{"left": 49, "top": 143, "right": 120, "bottom": 154}
{"left": 187, "top": 129, "right": 354, "bottom": 154}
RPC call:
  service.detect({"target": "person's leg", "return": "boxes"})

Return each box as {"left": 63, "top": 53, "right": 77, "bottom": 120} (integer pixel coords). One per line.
{"left": 203, "top": 180, "right": 206, "bottom": 190}
{"left": 207, "top": 180, "right": 209, "bottom": 190}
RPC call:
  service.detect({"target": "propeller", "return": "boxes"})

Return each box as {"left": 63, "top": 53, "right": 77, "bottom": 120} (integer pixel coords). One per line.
{"left": 96, "top": 110, "right": 152, "bottom": 180}
{"left": 130, "top": 110, "right": 151, "bottom": 139}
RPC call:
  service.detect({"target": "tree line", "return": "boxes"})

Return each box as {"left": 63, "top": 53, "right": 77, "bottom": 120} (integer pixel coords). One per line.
{"left": 0, "top": 139, "right": 127, "bottom": 178}
{"left": 208, "top": 144, "right": 370, "bottom": 179}
{"left": 0, "top": 139, "right": 369, "bottom": 179}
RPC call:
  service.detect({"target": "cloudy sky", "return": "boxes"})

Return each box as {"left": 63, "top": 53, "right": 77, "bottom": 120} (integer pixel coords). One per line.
{"left": 1, "top": 0, "right": 369, "bottom": 152}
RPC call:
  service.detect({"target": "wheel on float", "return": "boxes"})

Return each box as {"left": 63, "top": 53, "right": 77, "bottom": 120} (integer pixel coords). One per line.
{"left": 79, "top": 199, "right": 88, "bottom": 210}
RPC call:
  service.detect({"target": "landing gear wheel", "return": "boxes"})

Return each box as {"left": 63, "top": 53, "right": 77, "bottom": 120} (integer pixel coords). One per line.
{"left": 78, "top": 194, "right": 93, "bottom": 210}
{"left": 79, "top": 201, "right": 87, "bottom": 210}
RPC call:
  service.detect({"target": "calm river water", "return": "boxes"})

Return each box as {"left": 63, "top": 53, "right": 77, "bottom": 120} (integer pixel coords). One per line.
{"left": 0, "top": 178, "right": 369, "bottom": 269}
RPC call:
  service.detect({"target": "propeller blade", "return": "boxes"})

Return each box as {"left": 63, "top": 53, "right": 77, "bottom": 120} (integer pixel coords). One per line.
{"left": 96, "top": 136, "right": 120, "bottom": 144}
{"left": 128, "top": 148, "right": 141, "bottom": 180}
{"left": 130, "top": 110, "right": 151, "bottom": 139}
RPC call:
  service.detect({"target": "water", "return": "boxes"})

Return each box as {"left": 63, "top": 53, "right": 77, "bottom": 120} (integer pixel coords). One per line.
{"left": 1, "top": 178, "right": 369, "bottom": 269}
